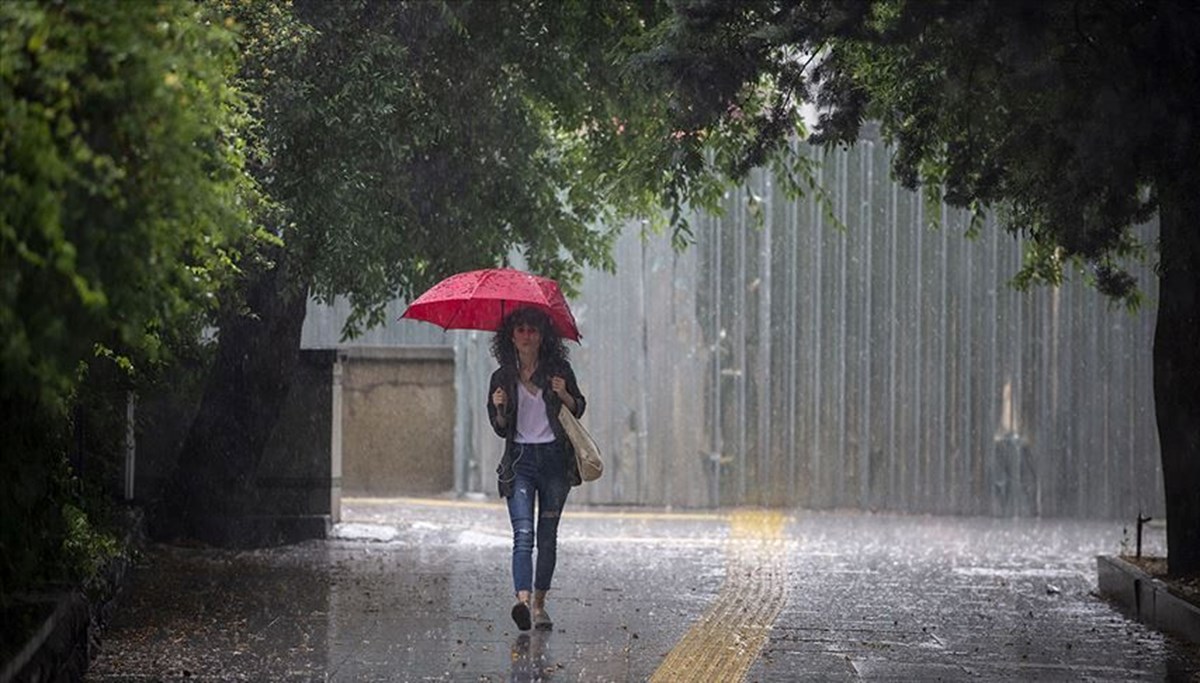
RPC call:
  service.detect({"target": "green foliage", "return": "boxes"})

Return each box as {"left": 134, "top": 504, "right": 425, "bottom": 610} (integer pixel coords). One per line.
{"left": 621, "top": 1, "right": 864, "bottom": 242}
{"left": 0, "top": 409, "right": 121, "bottom": 603}
{"left": 1, "top": 0, "right": 257, "bottom": 406}
{"left": 0, "top": 0, "right": 256, "bottom": 599}
{"left": 210, "top": 0, "right": 823, "bottom": 338}
{"left": 60, "top": 500, "right": 120, "bottom": 589}
{"left": 209, "top": 1, "right": 624, "bottom": 335}
{"left": 640, "top": 0, "right": 1198, "bottom": 306}
{"left": 818, "top": 1, "right": 1179, "bottom": 304}
{"left": 0, "top": 349, "right": 153, "bottom": 603}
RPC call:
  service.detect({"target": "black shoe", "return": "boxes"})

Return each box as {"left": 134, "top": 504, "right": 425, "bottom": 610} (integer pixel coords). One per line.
{"left": 511, "top": 601, "right": 532, "bottom": 631}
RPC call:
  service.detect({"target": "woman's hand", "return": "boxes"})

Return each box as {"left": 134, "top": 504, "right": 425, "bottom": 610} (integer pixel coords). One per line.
{"left": 551, "top": 376, "right": 576, "bottom": 412}
{"left": 492, "top": 387, "right": 509, "bottom": 427}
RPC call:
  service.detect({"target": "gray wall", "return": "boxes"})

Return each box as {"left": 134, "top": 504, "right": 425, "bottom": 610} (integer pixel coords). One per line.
{"left": 136, "top": 349, "right": 338, "bottom": 543}
{"left": 676, "top": 143, "right": 1160, "bottom": 518}
{"left": 308, "top": 141, "right": 1163, "bottom": 519}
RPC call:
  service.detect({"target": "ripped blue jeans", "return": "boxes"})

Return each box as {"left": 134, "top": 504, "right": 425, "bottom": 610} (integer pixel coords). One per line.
{"left": 506, "top": 441, "right": 571, "bottom": 594}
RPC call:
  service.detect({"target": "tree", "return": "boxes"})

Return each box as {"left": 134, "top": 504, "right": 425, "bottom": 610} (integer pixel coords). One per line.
{"left": 0, "top": 0, "right": 257, "bottom": 594}
{"left": 639, "top": 0, "right": 1200, "bottom": 575}
{"left": 164, "top": 0, "right": 716, "bottom": 541}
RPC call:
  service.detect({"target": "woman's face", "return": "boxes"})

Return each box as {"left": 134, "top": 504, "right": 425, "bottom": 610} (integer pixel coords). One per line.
{"left": 512, "top": 322, "right": 542, "bottom": 356}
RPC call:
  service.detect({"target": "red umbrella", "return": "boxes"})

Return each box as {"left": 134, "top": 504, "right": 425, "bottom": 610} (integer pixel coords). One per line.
{"left": 400, "top": 268, "right": 581, "bottom": 341}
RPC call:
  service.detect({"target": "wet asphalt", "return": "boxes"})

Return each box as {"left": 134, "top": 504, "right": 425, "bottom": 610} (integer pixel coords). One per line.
{"left": 86, "top": 497, "right": 1200, "bottom": 682}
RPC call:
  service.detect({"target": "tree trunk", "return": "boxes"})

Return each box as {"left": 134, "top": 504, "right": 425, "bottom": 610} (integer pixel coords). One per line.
{"left": 1154, "top": 189, "right": 1200, "bottom": 577}
{"left": 160, "top": 251, "right": 309, "bottom": 546}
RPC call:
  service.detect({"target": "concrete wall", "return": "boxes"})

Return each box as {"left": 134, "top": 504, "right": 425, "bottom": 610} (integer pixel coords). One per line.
{"left": 136, "top": 350, "right": 338, "bottom": 544}
{"left": 337, "top": 347, "right": 455, "bottom": 497}
{"left": 256, "top": 349, "right": 338, "bottom": 536}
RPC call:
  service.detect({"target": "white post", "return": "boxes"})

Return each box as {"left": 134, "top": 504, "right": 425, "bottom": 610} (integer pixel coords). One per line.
{"left": 124, "top": 391, "right": 136, "bottom": 500}
{"left": 330, "top": 355, "right": 344, "bottom": 523}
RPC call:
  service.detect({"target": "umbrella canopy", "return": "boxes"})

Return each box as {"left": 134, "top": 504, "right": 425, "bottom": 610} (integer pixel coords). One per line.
{"left": 400, "top": 268, "right": 581, "bottom": 341}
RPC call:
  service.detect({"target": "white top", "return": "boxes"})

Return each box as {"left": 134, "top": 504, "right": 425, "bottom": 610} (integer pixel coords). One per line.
{"left": 514, "top": 382, "right": 556, "bottom": 444}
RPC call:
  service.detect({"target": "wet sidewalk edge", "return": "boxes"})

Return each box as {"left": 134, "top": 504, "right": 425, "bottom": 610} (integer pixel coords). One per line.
{"left": 1, "top": 508, "right": 145, "bottom": 683}
{"left": 1097, "top": 555, "right": 1200, "bottom": 644}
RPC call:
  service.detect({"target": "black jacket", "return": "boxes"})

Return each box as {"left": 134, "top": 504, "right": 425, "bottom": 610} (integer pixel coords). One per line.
{"left": 487, "top": 358, "right": 586, "bottom": 497}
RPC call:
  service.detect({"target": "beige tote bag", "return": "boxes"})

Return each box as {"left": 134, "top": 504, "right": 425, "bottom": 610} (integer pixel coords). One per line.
{"left": 559, "top": 405, "right": 603, "bottom": 482}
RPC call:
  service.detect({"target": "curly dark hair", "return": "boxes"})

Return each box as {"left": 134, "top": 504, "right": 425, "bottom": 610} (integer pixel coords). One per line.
{"left": 490, "top": 306, "right": 569, "bottom": 368}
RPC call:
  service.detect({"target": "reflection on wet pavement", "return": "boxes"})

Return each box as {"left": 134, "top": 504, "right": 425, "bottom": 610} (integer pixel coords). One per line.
{"left": 86, "top": 498, "right": 1200, "bottom": 681}
{"left": 510, "top": 631, "right": 557, "bottom": 680}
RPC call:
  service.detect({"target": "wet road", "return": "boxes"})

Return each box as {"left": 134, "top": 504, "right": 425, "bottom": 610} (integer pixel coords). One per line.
{"left": 88, "top": 497, "right": 1200, "bottom": 681}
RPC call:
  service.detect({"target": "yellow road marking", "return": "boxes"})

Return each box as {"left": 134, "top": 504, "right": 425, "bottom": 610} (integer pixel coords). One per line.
{"left": 649, "top": 509, "right": 790, "bottom": 682}
{"left": 344, "top": 497, "right": 790, "bottom": 677}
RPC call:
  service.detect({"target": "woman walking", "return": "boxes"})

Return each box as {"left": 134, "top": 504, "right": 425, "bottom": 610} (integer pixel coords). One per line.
{"left": 488, "top": 306, "right": 587, "bottom": 631}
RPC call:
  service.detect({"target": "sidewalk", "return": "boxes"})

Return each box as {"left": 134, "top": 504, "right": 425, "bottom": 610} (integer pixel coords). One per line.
{"left": 86, "top": 498, "right": 1200, "bottom": 681}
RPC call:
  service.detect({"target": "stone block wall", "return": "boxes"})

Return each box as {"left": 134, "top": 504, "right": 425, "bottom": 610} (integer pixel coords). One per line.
{"left": 338, "top": 347, "right": 455, "bottom": 497}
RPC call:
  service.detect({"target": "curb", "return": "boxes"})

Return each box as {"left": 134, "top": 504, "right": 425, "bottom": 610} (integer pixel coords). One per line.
{"left": 0, "top": 593, "right": 90, "bottom": 683}
{"left": 1, "top": 507, "right": 144, "bottom": 683}
{"left": 1096, "top": 555, "right": 1200, "bottom": 644}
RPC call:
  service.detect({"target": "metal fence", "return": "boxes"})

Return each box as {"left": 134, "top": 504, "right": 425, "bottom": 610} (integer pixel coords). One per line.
{"left": 306, "top": 141, "right": 1163, "bottom": 519}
